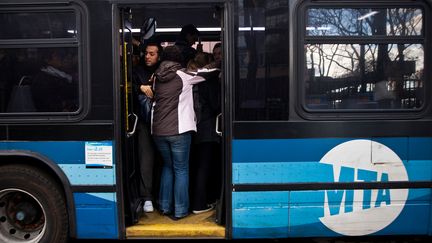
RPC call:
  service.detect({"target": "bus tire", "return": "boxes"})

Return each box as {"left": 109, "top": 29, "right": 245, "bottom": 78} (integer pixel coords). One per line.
{"left": 0, "top": 164, "right": 69, "bottom": 243}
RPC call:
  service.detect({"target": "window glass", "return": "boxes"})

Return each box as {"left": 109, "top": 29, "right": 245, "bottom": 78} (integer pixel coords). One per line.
{"left": 234, "top": 0, "right": 289, "bottom": 121}
{"left": 304, "top": 43, "right": 424, "bottom": 110}
{"left": 0, "top": 11, "right": 77, "bottom": 39}
{"left": 306, "top": 8, "right": 423, "bottom": 36}
{"left": 0, "top": 47, "right": 79, "bottom": 113}
{"left": 303, "top": 5, "right": 425, "bottom": 112}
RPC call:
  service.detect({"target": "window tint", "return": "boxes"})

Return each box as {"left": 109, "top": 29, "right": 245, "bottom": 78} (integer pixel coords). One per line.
{"left": 306, "top": 8, "right": 423, "bottom": 36}
{"left": 0, "top": 8, "right": 80, "bottom": 114}
{"left": 0, "top": 11, "right": 77, "bottom": 39}
{"left": 305, "top": 44, "right": 424, "bottom": 110}
{"left": 0, "top": 47, "right": 79, "bottom": 113}
{"left": 303, "top": 5, "right": 425, "bottom": 112}
{"left": 234, "top": 0, "right": 289, "bottom": 121}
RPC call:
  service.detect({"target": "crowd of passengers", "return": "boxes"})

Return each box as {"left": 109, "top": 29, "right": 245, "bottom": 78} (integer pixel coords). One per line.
{"left": 132, "top": 24, "right": 222, "bottom": 220}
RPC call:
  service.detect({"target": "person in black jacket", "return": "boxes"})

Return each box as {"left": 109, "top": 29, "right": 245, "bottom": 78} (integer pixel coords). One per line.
{"left": 132, "top": 41, "right": 163, "bottom": 213}
{"left": 31, "top": 49, "right": 77, "bottom": 112}
{"left": 189, "top": 52, "right": 222, "bottom": 214}
{"left": 174, "top": 24, "right": 200, "bottom": 68}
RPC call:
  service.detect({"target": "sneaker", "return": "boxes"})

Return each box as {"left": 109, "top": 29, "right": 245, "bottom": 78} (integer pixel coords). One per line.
{"left": 208, "top": 200, "right": 218, "bottom": 208}
{"left": 192, "top": 204, "right": 214, "bottom": 214}
{"left": 143, "top": 200, "right": 154, "bottom": 213}
{"left": 160, "top": 210, "right": 171, "bottom": 216}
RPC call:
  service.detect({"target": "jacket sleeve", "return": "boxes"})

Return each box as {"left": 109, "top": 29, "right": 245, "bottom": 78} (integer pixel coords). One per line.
{"left": 177, "top": 68, "right": 221, "bottom": 85}
{"left": 196, "top": 68, "right": 221, "bottom": 83}
{"left": 132, "top": 72, "right": 141, "bottom": 96}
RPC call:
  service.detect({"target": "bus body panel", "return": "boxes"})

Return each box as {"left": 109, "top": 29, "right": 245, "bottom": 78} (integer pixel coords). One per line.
{"left": 1, "top": 0, "right": 431, "bottom": 241}
{"left": 74, "top": 192, "right": 119, "bottom": 239}
{"left": 232, "top": 137, "right": 432, "bottom": 238}
{"left": 0, "top": 141, "right": 119, "bottom": 239}
{"left": 233, "top": 189, "right": 432, "bottom": 238}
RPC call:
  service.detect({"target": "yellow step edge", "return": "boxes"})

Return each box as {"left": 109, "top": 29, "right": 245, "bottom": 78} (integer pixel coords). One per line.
{"left": 126, "top": 210, "right": 225, "bottom": 239}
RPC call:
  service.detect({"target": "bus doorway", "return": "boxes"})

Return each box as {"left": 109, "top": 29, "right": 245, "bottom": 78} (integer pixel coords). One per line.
{"left": 117, "top": 2, "right": 227, "bottom": 239}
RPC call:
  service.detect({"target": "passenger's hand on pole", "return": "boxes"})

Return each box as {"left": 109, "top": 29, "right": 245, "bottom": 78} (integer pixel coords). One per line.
{"left": 132, "top": 38, "right": 140, "bottom": 47}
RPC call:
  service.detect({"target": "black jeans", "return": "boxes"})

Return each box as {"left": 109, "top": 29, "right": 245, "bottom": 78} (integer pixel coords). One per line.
{"left": 137, "top": 122, "right": 156, "bottom": 201}
{"left": 191, "top": 141, "right": 220, "bottom": 211}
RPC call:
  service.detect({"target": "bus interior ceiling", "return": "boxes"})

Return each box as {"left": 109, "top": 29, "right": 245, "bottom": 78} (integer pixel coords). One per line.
{"left": 129, "top": 4, "right": 222, "bottom": 43}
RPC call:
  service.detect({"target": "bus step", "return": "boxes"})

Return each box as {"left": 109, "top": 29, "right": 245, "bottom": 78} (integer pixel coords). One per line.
{"left": 126, "top": 209, "right": 225, "bottom": 239}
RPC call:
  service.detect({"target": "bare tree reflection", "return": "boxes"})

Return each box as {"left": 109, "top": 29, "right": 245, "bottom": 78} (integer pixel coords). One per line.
{"left": 305, "top": 7, "right": 424, "bottom": 110}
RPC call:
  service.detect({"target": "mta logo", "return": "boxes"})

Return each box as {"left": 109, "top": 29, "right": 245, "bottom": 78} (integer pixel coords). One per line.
{"left": 319, "top": 140, "right": 408, "bottom": 236}
{"left": 327, "top": 166, "right": 390, "bottom": 215}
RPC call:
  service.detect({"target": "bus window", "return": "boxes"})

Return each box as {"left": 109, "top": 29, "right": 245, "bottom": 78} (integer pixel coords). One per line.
{"left": 0, "top": 10, "right": 80, "bottom": 114}
{"left": 1, "top": 47, "right": 79, "bottom": 113}
{"left": 234, "top": 0, "right": 290, "bottom": 121}
{"left": 303, "top": 7, "right": 425, "bottom": 111}
{"left": 0, "top": 11, "right": 77, "bottom": 39}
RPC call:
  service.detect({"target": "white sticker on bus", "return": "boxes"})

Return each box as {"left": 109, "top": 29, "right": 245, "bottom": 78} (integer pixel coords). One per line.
{"left": 85, "top": 142, "right": 113, "bottom": 168}
{"left": 318, "top": 139, "right": 408, "bottom": 236}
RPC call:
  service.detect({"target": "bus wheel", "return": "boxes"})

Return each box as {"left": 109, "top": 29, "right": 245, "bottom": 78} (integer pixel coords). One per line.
{"left": 0, "top": 165, "right": 68, "bottom": 243}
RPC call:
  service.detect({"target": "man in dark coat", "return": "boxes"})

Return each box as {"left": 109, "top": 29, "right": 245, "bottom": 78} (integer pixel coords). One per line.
{"left": 174, "top": 24, "right": 200, "bottom": 68}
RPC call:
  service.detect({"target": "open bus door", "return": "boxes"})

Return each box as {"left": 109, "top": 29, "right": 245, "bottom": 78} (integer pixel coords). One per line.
{"left": 119, "top": 7, "right": 140, "bottom": 226}
{"left": 119, "top": 8, "right": 157, "bottom": 226}
{"left": 118, "top": 2, "right": 227, "bottom": 239}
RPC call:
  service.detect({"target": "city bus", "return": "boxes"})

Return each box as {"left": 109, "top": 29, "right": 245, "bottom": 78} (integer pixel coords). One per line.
{"left": 1, "top": 0, "right": 431, "bottom": 242}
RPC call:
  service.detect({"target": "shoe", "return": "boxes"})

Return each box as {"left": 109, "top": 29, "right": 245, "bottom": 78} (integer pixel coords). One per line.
{"left": 208, "top": 200, "right": 218, "bottom": 208}
{"left": 192, "top": 204, "right": 214, "bottom": 214}
{"left": 143, "top": 200, "right": 154, "bottom": 213}
{"left": 168, "top": 213, "right": 189, "bottom": 221}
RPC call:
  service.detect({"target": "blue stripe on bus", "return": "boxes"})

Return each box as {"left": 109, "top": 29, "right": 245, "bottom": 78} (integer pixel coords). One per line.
{"left": 0, "top": 141, "right": 116, "bottom": 185}
{"left": 233, "top": 159, "right": 432, "bottom": 184}
{"left": 232, "top": 137, "right": 432, "bottom": 184}
{"left": 408, "top": 138, "right": 432, "bottom": 160}
{"left": 1, "top": 141, "right": 115, "bottom": 164}
{"left": 74, "top": 192, "right": 118, "bottom": 239}
{"left": 59, "top": 164, "right": 115, "bottom": 185}
{"left": 232, "top": 138, "right": 349, "bottom": 163}
{"left": 232, "top": 138, "right": 432, "bottom": 237}
{"left": 232, "top": 191, "right": 289, "bottom": 238}
{"left": 232, "top": 189, "right": 431, "bottom": 238}
{"left": 233, "top": 161, "right": 334, "bottom": 183}
{"left": 232, "top": 137, "right": 432, "bottom": 163}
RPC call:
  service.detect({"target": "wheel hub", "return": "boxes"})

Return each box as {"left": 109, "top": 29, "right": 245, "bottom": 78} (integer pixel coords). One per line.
{"left": 0, "top": 189, "right": 46, "bottom": 243}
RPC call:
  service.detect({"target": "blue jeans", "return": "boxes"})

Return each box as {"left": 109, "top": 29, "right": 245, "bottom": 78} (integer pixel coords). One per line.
{"left": 153, "top": 132, "right": 191, "bottom": 217}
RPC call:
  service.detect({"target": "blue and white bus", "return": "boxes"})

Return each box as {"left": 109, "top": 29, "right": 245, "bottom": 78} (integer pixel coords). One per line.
{"left": 0, "top": 0, "right": 431, "bottom": 242}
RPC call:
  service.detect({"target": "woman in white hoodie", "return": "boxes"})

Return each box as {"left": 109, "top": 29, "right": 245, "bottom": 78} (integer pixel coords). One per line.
{"left": 152, "top": 45, "right": 219, "bottom": 220}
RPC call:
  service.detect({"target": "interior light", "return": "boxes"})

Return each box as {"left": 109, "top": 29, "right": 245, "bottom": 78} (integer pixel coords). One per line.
{"left": 129, "top": 26, "right": 263, "bottom": 33}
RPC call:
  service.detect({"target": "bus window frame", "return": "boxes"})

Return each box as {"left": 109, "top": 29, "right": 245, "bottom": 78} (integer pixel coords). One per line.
{"left": 295, "top": 0, "right": 432, "bottom": 120}
{"left": 0, "top": 2, "right": 89, "bottom": 122}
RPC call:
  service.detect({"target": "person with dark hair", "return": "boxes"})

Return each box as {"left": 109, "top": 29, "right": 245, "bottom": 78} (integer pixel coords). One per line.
{"left": 175, "top": 24, "right": 200, "bottom": 67}
{"left": 132, "top": 41, "right": 163, "bottom": 213}
{"left": 212, "top": 43, "right": 222, "bottom": 63}
{"left": 31, "top": 49, "right": 77, "bottom": 112}
{"left": 151, "top": 45, "right": 220, "bottom": 220}
{"left": 188, "top": 52, "right": 222, "bottom": 214}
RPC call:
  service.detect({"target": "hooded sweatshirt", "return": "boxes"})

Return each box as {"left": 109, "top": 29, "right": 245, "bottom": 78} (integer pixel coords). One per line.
{"left": 151, "top": 60, "right": 219, "bottom": 136}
